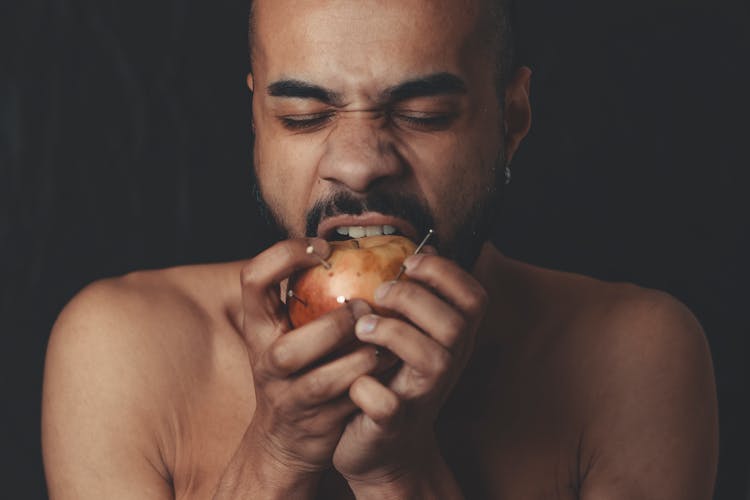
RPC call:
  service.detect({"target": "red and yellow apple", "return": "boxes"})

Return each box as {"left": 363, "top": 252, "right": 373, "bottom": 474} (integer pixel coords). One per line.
{"left": 287, "top": 235, "right": 417, "bottom": 328}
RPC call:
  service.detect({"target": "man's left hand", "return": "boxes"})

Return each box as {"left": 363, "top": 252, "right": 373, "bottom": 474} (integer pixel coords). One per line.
{"left": 332, "top": 250, "right": 488, "bottom": 495}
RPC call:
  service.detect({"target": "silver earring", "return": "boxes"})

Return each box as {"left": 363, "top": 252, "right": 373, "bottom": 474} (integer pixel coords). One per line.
{"left": 504, "top": 165, "right": 512, "bottom": 185}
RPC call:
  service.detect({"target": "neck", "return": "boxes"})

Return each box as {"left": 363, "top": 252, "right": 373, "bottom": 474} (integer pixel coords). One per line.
{"left": 470, "top": 242, "right": 512, "bottom": 348}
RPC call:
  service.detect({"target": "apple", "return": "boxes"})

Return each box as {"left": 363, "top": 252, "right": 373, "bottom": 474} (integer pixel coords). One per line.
{"left": 287, "top": 235, "right": 417, "bottom": 328}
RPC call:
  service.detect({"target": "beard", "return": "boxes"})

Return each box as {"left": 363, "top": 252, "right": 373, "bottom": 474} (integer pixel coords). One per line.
{"left": 250, "top": 156, "right": 505, "bottom": 272}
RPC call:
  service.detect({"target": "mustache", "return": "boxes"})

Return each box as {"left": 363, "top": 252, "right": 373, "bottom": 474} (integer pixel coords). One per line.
{"left": 305, "top": 190, "right": 436, "bottom": 244}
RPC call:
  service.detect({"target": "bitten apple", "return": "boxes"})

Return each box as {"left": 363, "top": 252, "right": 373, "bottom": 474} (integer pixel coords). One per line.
{"left": 287, "top": 235, "right": 417, "bottom": 328}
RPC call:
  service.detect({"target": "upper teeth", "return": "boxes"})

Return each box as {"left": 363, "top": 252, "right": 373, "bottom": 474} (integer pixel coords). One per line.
{"left": 335, "top": 225, "right": 397, "bottom": 238}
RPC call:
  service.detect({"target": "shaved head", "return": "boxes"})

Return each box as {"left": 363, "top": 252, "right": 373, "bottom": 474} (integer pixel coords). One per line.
{"left": 245, "top": 0, "right": 531, "bottom": 270}
{"left": 247, "top": 0, "right": 517, "bottom": 98}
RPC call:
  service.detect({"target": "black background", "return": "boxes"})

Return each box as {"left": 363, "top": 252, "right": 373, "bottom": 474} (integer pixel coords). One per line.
{"left": 1, "top": 0, "right": 747, "bottom": 498}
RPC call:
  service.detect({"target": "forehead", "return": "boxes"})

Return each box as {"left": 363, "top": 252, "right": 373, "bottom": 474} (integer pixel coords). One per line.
{"left": 252, "top": 0, "right": 492, "bottom": 92}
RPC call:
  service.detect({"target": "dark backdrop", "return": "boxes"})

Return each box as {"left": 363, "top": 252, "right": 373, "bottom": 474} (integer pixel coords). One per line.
{"left": 1, "top": 0, "right": 747, "bottom": 498}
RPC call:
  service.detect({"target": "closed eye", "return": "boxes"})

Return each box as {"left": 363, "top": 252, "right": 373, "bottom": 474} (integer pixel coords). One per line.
{"left": 280, "top": 113, "right": 334, "bottom": 131}
{"left": 391, "top": 112, "right": 456, "bottom": 130}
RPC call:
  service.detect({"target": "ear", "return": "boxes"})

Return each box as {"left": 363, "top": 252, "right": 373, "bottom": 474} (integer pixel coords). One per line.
{"left": 503, "top": 66, "right": 532, "bottom": 164}
{"left": 247, "top": 73, "right": 255, "bottom": 132}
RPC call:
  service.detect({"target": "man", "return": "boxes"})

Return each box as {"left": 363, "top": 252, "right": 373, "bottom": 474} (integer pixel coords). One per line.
{"left": 42, "top": 0, "right": 718, "bottom": 498}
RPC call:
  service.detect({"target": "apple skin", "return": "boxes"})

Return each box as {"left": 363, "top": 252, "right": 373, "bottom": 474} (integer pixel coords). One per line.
{"left": 287, "top": 235, "right": 417, "bottom": 329}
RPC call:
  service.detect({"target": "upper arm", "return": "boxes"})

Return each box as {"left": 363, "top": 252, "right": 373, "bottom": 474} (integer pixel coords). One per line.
{"left": 42, "top": 279, "right": 175, "bottom": 499}
{"left": 581, "top": 290, "right": 718, "bottom": 500}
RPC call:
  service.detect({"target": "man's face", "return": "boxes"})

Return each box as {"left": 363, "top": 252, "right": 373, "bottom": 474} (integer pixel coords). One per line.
{"left": 250, "top": 0, "right": 515, "bottom": 269}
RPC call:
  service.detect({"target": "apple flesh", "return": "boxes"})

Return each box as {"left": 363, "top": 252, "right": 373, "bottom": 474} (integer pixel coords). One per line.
{"left": 287, "top": 235, "right": 417, "bottom": 328}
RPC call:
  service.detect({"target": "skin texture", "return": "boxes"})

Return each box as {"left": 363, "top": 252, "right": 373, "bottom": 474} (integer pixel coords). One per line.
{"left": 42, "top": 0, "right": 718, "bottom": 499}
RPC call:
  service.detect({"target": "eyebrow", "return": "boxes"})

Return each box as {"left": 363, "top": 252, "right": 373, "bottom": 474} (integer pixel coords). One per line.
{"left": 384, "top": 72, "right": 468, "bottom": 102}
{"left": 267, "top": 80, "right": 344, "bottom": 106}
{"left": 266, "top": 72, "right": 467, "bottom": 107}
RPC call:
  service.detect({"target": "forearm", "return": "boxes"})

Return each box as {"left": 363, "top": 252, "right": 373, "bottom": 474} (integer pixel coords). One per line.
{"left": 212, "top": 428, "right": 320, "bottom": 500}
{"left": 347, "top": 451, "right": 464, "bottom": 500}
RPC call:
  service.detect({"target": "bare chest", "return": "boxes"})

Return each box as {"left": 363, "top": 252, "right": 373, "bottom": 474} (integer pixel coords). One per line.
{"left": 166, "top": 340, "right": 584, "bottom": 499}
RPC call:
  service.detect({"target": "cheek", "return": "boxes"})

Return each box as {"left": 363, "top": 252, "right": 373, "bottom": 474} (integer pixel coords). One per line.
{"left": 415, "top": 128, "right": 496, "bottom": 189}
{"left": 253, "top": 128, "right": 322, "bottom": 236}
{"left": 413, "top": 132, "right": 497, "bottom": 237}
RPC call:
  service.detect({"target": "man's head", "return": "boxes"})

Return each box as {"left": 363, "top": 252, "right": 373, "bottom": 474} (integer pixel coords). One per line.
{"left": 248, "top": 0, "right": 518, "bottom": 103}
{"left": 247, "top": 0, "right": 531, "bottom": 270}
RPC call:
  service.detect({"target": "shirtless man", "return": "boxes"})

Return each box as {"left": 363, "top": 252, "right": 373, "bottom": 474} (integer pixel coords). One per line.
{"left": 41, "top": 0, "right": 718, "bottom": 498}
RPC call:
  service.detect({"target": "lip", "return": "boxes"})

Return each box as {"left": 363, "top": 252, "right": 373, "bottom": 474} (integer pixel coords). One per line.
{"left": 317, "top": 213, "right": 419, "bottom": 242}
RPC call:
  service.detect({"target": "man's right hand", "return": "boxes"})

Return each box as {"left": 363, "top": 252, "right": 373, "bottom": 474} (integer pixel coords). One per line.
{"left": 213, "top": 238, "right": 383, "bottom": 498}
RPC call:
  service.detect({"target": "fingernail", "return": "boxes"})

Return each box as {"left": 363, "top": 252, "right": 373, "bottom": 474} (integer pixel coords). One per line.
{"left": 308, "top": 238, "right": 331, "bottom": 259}
{"left": 421, "top": 245, "right": 438, "bottom": 255}
{"left": 356, "top": 315, "right": 378, "bottom": 335}
{"left": 374, "top": 281, "right": 395, "bottom": 302}
{"left": 403, "top": 254, "right": 425, "bottom": 270}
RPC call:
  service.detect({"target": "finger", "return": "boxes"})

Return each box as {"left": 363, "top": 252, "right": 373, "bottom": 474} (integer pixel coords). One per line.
{"left": 261, "top": 300, "right": 371, "bottom": 378}
{"left": 373, "top": 280, "right": 467, "bottom": 349}
{"left": 285, "top": 395, "right": 359, "bottom": 438}
{"left": 349, "top": 375, "right": 403, "bottom": 428}
{"left": 315, "top": 394, "right": 359, "bottom": 427}
{"left": 240, "top": 238, "right": 331, "bottom": 352}
{"left": 401, "top": 254, "right": 488, "bottom": 322}
{"left": 289, "top": 343, "right": 384, "bottom": 408}
{"left": 355, "top": 314, "right": 451, "bottom": 382}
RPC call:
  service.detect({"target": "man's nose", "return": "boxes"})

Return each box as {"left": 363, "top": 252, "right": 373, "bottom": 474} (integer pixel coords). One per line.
{"left": 317, "top": 115, "right": 404, "bottom": 193}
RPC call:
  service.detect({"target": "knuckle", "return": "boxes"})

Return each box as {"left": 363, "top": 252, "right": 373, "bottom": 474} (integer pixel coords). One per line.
{"left": 389, "top": 282, "right": 416, "bottom": 303}
{"left": 421, "top": 255, "right": 448, "bottom": 278}
{"left": 240, "top": 265, "right": 258, "bottom": 288}
{"left": 303, "top": 372, "right": 330, "bottom": 401}
{"left": 444, "top": 312, "right": 467, "bottom": 336}
{"left": 422, "top": 254, "right": 440, "bottom": 272}
{"left": 266, "top": 341, "right": 294, "bottom": 374}
{"left": 414, "top": 346, "right": 451, "bottom": 378}
{"left": 411, "top": 253, "right": 434, "bottom": 272}
{"left": 465, "top": 286, "right": 489, "bottom": 316}
{"left": 432, "top": 348, "right": 452, "bottom": 375}
{"left": 376, "top": 393, "right": 401, "bottom": 421}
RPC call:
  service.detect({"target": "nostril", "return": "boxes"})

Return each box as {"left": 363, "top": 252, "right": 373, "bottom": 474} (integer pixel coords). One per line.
{"left": 318, "top": 154, "right": 404, "bottom": 194}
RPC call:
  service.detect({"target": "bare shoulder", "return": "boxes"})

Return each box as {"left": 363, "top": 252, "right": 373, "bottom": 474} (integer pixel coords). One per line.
{"left": 42, "top": 262, "right": 246, "bottom": 499}
{"left": 577, "top": 284, "right": 718, "bottom": 499}
{"left": 45, "top": 262, "right": 241, "bottom": 386}
{"left": 492, "top": 254, "right": 713, "bottom": 366}
{"left": 498, "top": 256, "right": 718, "bottom": 499}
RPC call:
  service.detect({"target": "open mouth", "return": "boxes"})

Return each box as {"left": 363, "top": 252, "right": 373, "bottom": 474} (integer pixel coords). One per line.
{"left": 327, "top": 225, "right": 403, "bottom": 241}
{"left": 317, "top": 214, "right": 418, "bottom": 242}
